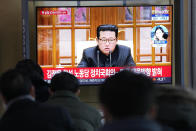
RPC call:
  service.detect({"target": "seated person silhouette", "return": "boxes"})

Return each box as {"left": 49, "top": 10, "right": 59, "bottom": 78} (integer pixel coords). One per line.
{"left": 0, "top": 69, "right": 75, "bottom": 131}
{"left": 155, "top": 86, "right": 196, "bottom": 131}
{"left": 15, "top": 59, "right": 50, "bottom": 102}
{"left": 98, "top": 70, "right": 171, "bottom": 131}
{"left": 46, "top": 71, "right": 102, "bottom": 131}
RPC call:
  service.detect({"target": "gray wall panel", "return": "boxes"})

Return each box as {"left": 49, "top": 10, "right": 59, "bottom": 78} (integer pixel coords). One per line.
{"left": 192, "top": 0, "right": 196, "bottom": 88}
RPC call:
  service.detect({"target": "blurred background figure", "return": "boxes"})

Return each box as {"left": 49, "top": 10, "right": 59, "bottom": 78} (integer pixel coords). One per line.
{"left": 98, "top": 70, "right": 171, "bottom": 131}
{"left": 15, "top": 59, "right": 50, "bottom": 102}
{"left": 0, "top": 69, "right": 75, "bottom": 131}
{"left": 155, "top": 86, "right": 196, "bottom": 131}
{"left": 46, "top": 71, "right": 102, "bottom": 131}
{"left": 0, "top": 98, "right": 5, "bottom": 118}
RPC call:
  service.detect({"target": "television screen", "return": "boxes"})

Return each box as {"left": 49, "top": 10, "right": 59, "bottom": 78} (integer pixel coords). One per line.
{"left": 37, "top": 6, "right": 173, "bottom": 85}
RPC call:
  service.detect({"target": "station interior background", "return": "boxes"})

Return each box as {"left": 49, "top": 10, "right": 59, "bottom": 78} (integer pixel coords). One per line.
{"left": 0, "top": 0, "right": 196, "bottom": 115}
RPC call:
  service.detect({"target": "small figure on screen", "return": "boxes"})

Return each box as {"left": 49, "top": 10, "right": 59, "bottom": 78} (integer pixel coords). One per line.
{"left": 154, "top": 26, "right": 168, "bottom": 41}
{"left": 77, "top": 24, "right": 136, "bottom": 67}
{"left": 151, "top": 25, "right": 168, "bottom": 47}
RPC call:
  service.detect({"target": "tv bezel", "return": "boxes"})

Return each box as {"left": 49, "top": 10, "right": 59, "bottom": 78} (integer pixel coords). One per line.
{"left": 23, "top": 0, "right": 186, "bottom": 87}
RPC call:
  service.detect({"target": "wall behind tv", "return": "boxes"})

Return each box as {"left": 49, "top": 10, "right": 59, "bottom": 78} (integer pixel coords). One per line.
{"left": 0, "top": 0, "right": 23, "bottom": 116}
{"left": 0, "top": 0, "right": 23, "bottom": 73}
{"left": 192, "top": 0, "right": 196, "bottom": 88}
{"left": 0, "top": 0, "right": 100, "bottom": 111}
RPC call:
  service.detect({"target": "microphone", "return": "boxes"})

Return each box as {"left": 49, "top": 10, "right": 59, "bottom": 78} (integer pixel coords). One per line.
{"left": 97, "top": 50, "right": 100, "bottom": 67}
{"left": 109, "top": 51, "right": 111, "bottom": 67}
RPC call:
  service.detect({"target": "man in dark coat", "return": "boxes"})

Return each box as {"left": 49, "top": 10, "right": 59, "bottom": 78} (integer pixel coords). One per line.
{"left": 98, "top": 70, "right": 173, "bottom": 131}
{"left": 78, "top": 24, "right": 135, "bottom": 67}
{"left": 46, "top": 72, "right": 102, "bottom": 131}
{"left": 15, "top": 59, "right": 50, "bottom": 102}
{"left": 0, "top": 69, "right": 75, "bottom": 131}
{"left": 155, "top": 86, "right": 196, "bottom": 131}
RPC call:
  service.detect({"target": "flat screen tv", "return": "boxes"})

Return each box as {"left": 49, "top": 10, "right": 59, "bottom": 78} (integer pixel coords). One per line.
{"left": 36, "top": 5, "right": 173, "bottom": 85}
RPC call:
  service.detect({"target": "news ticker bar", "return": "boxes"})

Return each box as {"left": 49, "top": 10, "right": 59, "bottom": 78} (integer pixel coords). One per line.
{"left": 42, "top": 66, "right": 171, "bottom": 81}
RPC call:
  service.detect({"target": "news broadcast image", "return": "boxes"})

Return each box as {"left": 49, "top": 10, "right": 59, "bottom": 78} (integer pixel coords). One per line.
{"left": 37, "top": 6, "right": 172, "bottom": 85}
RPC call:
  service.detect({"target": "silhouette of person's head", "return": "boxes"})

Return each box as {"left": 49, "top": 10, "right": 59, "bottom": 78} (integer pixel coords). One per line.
{"left": 99, "top": 70, "right": 155, "bottom": 122}
{"left": 50, "top": 71, "right": 79, "bottom": 94}
{"left": 15, "top": 59, "right": 50, "bottom": 102}
{"left": 155, "top": 86, "right": 196, "bottom": 130}
{"left": 0, "top": 69, "right": 33, "bottom": 103}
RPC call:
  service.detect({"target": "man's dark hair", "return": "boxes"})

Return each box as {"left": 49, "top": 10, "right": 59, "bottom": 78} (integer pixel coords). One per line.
{"left": 15, "top": 59, "right": 44, "bottom": 80}
{"left": 0, "top": 69, "right": 32, "bottom": 102}
{"left": 97, "top": 24, "right": 118, "bottom": 39}
{"left": 155, "top": 86, "right": 196, "bottom": 130}
{"left": 51, "top": 72, "right": 79, "bottom": 93}
{"left": 15, "top": 59, "right": 50, "bottom": 102}
{"left": 99, "top": 70, "right": 154, "bottom": 119}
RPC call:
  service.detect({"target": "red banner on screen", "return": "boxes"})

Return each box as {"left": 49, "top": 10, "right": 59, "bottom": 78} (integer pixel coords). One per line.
{"left": 42, "top": 66, "right": 171, "bottom": 80}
